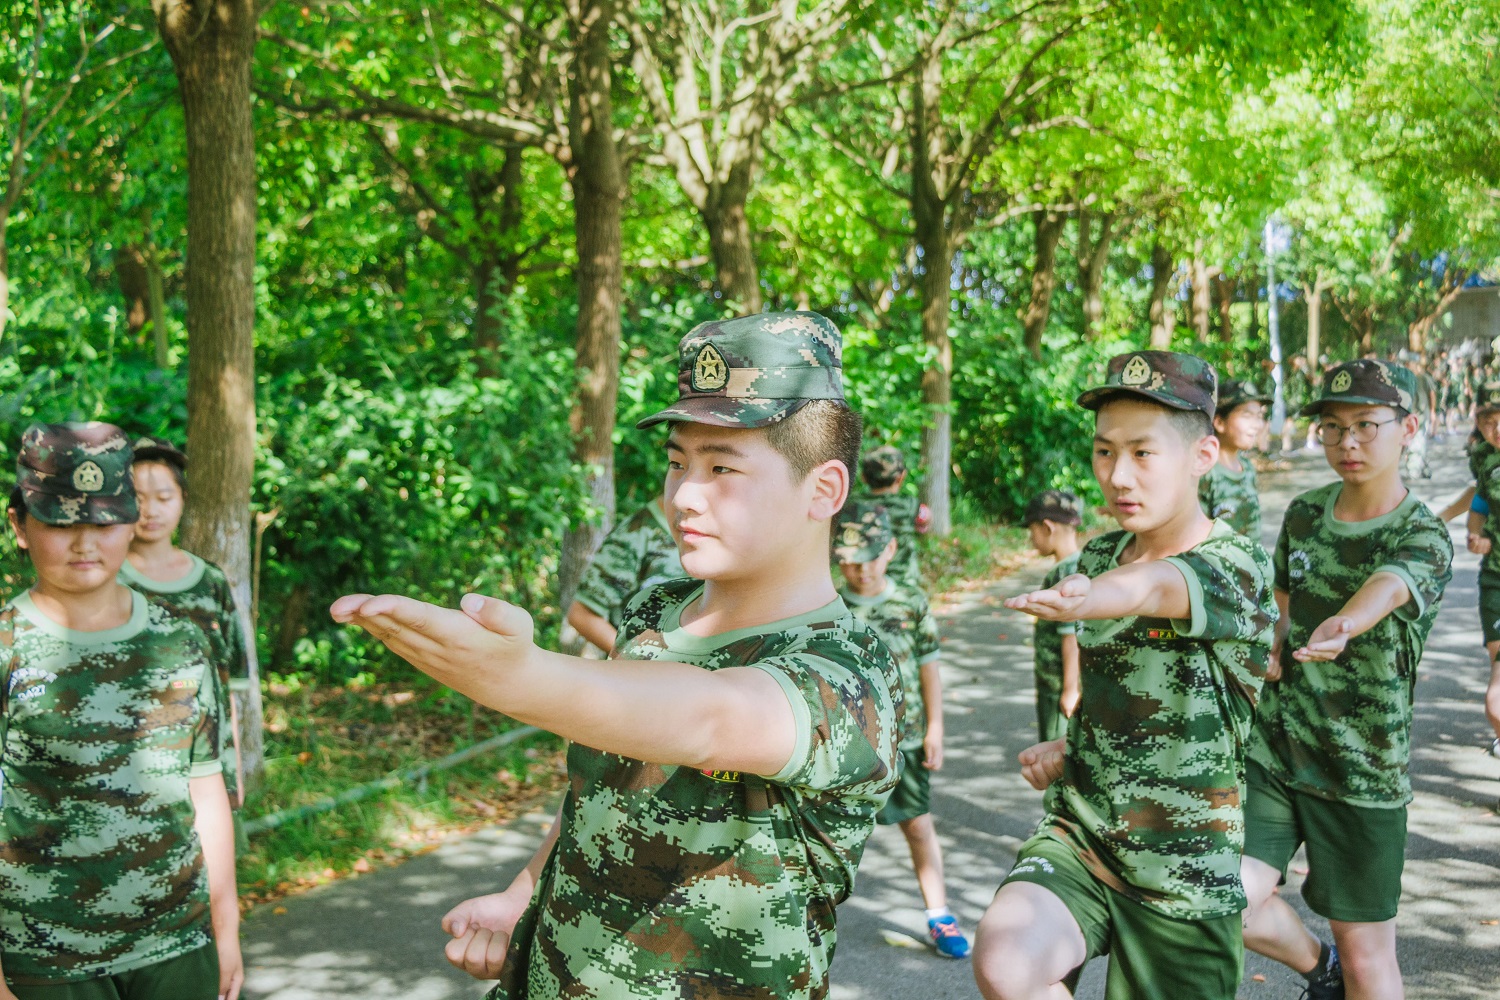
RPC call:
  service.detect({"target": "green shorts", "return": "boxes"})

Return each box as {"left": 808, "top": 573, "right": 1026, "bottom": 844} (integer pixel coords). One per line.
{"left": 1479, "top": 567, "right": 1500, "bottom": 645}
{"left": 1035, "top": 686, "right": 1066, "bottom": 743}
{"left": 876, "top": 747, "right": 931, "bottom": 824}
{"left": 1002, "top": 835, "right": 1242, "bottom": 1000}
{"left": 10, "top": 941, "right": 219, "bottom": 1000}
{"left": 1244, "top": 759, "right": 1407, "bottom": 923}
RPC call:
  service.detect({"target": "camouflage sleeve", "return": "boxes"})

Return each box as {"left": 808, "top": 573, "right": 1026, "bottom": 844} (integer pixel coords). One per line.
{"left": 1040, "top": 560, "right": 1079, "bottom": 636}
{"left": 756, "top": 645, "right": 897, "bottom": 793}
{"left": 214, "top": 573, "right": 249, "bottom": 684}
{"left": 574, "top": 521, "right": 645, "bottom": 626}
{"left": 189, "top": 657, "right": 225, "bottom": 778}
{"left": 1164, "top": 540, "right": 1275, "bottom": 643}
{"left": 1377, "top": 513, "right": 1455, "bottom": 622}
{"left": 1273, "top": 516, "right": 1291, "bottom": 593}
{"left": 914, "top": 601, "right": 940, "bottom": 666}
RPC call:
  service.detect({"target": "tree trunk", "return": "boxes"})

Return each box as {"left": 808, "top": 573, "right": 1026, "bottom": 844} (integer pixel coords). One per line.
{"left": 146, "top": 243, "right": 169, "bottom": 368}
{"left": 270, "top": 581, "right": 310, "bottom": 672}
{"left": 910, "top": 54, "right": 952, "bottom": 536}
{"left": 117, "top": 245, "right": 152, "bottom": 335}
{"left": 1304, "top": 281, "right": 1323, "bottom": 370}
{"left": 1214, "top": 272, "right": 1236, "bottom": 343}
{"left": 1022, "top": 210, "right": 1063, "bottom": 359}
{"left": 1148, "top": 240, "right": 1175, "bottom": 348}
{"left": 471, "top": 147, "right": 525, "bottom": 378}
{"left": 702, "top": 160, "right": 762, "bottom": 315}
{"left": 1189, "top": 256, "right": 1214, "bottom": 342}
{"left": 0, "top": 220, "right": 9, "bottom": 342}
{"left": 1078, "top": 211, "right": 1115, "bottom": 339}
{"left": 155, "top": 0, "right": 265, "bottom": 792}
{"left": 472, "top": 254, "right": 503, "bottom": 377}
{"left": 556, "top": 0, "right": 624, "bottom": 619}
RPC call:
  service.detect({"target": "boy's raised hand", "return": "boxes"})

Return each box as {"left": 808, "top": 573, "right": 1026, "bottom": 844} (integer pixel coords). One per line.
{"left": 1292, "top": 615, "right": 1354, "bottom": 662}
{"left": 1018, "top": 738, "right": 1067, "bottom": 790}
{"left": 1005, "top": 574, "right": 1091, "bottom": 621}
{"left": 330, "top": 593, "right": 535, "bottom": 687}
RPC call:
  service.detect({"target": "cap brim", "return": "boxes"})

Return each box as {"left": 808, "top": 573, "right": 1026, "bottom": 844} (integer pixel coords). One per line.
{"left": 834, "top": 543, "right": 887, "bottom": 564}
{"left": 19, "top": 488, "right": 139, "bottom": 526}
{"left": 1023, "top": 510, "right": 1081, "bottom": 527}
{"left": 1076, "top": 386, "right": 1204, "bottom": 413}
{"left": 1299, "top": 395, "right": 1396, "bottom": 417}
{"left": 637, "top": 397, "right": 811, "bottom": 430}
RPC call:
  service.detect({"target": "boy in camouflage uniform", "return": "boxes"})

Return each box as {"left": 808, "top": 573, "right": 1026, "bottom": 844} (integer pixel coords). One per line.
{"left": 1241, "top": 359, "right": 1453, "bottom": 1000}
{"left": 973, "top": 351, "right": 1276, "bottom": 1000}
{"left": 1022, "top": 489, "right": 1083, "bottom": 743}
{"left": 857, "top": 445, "right": 930, "bottom": 589}
{"left": 566, "top": 497, "right": 684, "bottom": 653}
{"left": 833, "top": 502, "right": 969, "bottom": 959}
{"left": 0, "top": 424, "right": 240, "bottom": 1000}
{"left": 333, "top": 312, "right": 901, "bottom": 999}
{"left": 1466, "top": 384, "right": 1500, "bottom": 752}
{"left": 1199, "top": 379, "right": 1270, "bottom": 542}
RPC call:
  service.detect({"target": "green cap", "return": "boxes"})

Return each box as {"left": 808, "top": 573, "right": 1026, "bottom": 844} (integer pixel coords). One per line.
{"left": 637, "top": 311, "right": 845, "bottom": 429}
{"left": 1301, "top": 359, "right": 1417, "bottom": 417}
{"left": 833, "top": 501, "right": 894, "bottom": 564}
{"left": 16, "top": 422, "right": 139, "bottom": 526}
{"left": 1022, "top": 489, "right": 1083, "bottom": 527}
{"left": 860, "top": 446, "right": 906, "bottom": 488}
{"left": 1217, "top": 379, "right": 1271, "bottom": 413}
{"left": 1476, "top": 382, "right": 1500, "bottom": 414}
{"left": 131, "top": 434, "right": 187, "bottom": 470}
{"left": 1076, "top": 350, "right": 1218, "bottom": 419}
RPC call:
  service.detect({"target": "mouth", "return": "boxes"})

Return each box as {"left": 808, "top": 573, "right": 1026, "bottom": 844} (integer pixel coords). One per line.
{"left": 68, "top": 560, "right": 102, "bottom": 571}
{"left": 1112, "top": 499, "right": 1142, "bottom": 516}
{"left": 677, "top": 524, "right": 713, "bottom": 544}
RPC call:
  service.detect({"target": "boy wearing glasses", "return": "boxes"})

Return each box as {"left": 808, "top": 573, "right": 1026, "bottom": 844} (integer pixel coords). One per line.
{"left": 1239, "top": 360, "right": 1452, "bottom": 1000}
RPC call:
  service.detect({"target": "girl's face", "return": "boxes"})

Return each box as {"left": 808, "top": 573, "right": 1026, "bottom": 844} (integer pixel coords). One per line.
{"left": 1478, "top": 410, "right": 1500, "bottom": 450}
{"left": 133, "top": 461, "right": 185, "bottom": 543}
{"left": 1215, "top": 402, "right": 1267, "bottom": 453}
{"left": 8, "top": 510, "right": 135, "bottom": 595}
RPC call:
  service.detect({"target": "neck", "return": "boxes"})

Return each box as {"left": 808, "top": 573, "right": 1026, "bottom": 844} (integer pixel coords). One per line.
{"left": 1333, "top": 468, "right": 1408, "bottom": 521}
{"left": 869, "top": 484, "right": 899, "bottom": 495}
{"left": 1217, "top": 444, "right": 1243, "bottom": 471}
{"left": 29, "top": 580, "right": 135, "bottom": 632}
{"left": 129, "top": 534, "right": 179, "bottom": 567}
{"left": 686, "top": 561, "right": 839, "bottom": 635}
{"left": 1126, "top": 505, "right": 1214, "bottom": 562}
{"left": 1050, "top": 533, "right": 1080, "bottom": 561}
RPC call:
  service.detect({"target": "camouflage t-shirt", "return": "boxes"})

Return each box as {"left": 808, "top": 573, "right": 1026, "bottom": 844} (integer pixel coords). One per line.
{"left": 838, "top": 579, "right": 938, "bottom": 751}
{"left": 1040, "top": 521, "right": 1275, "bottom": 919}
{"left": 493, "top": 579, "right": 900, "bottom": 1000}
{"left": 854, "top": 491, "right": 922, "bottom": 589}
{"left": 120, "top": 554, "right": 244, "bottom": 799}
{"left": 1468, "top": 439, "right": 1500, "bottom": 576}
{"left": 0, "top": 590, "right": 222, "bottom": 985}
{"left": 1249, "top": 482, "right": 1453, "bottom": 807}
{"left": 1198, "top": 459, "right": 1262, "bottom": 540}
{"left": 1033, "top": 552, "right": 1082, "bottom": 710}
{"left": 574, "top": 501, "right": 686, "bottom": 628}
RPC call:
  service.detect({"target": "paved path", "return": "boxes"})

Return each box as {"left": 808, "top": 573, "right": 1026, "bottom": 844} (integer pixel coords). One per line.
{"left": 241, "top": 438, "right": 1500, "bottom": 999}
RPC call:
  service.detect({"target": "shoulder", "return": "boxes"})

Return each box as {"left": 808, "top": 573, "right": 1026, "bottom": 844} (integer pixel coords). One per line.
{"left": 1191, "top": 524, "right": 1273, "bottom": 576}
{"left": 1077, "top": 530, "right": 1126, "bottom": 573}
{"left": 620, "top": 576, "right": 698, "bottom": 630}
{"left": 1396, "top": 498, "right": 1455, "bottom": 550}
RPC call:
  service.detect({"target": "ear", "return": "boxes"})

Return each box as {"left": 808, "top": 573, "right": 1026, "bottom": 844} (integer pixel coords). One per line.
{"left": 809, "top": 460, "right": 851, "bottom": 522}
{"left": 1400, "top": 411, "right": 1420, "bottom": 446}
{"left": 7, "top": 508, "right": 27, "bottom": 551}
{"left": 881, "top": 538, "right": 898, "bottom": 561}
{"left": 1191, "top": 432, "right": 1220, "bottom": 478}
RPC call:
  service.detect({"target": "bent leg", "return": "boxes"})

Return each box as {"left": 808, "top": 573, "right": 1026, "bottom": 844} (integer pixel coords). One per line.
{"left": 1240, "top": 855, "right": 1321, "bottom": 973}
{"left": 1330, "top": 919, "right": 1401, "bottom": 1000}
{"left": 898, "top": 814, "right": 948, "bottom": 911}
{"left": 974, "top": 882, "right": 1087, "bottom": 1000}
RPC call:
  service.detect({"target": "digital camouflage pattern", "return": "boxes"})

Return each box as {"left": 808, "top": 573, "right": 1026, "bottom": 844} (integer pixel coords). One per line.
{"left": 636, "top": 312, "right": 845, "bottom": 430}
{"left": 1023, "top": 489, "right": 1083, "bottom": 527}
{"left": 1076, "top": 350, "right": 1219, "bottom": 418}
{"left": 492, "top": 578, "right": 900, "bottom": 1000}
{"left": 859, "top": 446, "right": 906, "bottom": 490}
{"left": 1040, "top": 521, "right": 1275, "bottom": 918}
{"left": 1470, "top": 438, "right": 1500, "bottom": 577}
{"left": 0, "top": 590, "right": 222, "bottom": 985}
{"left": 16, "top": 422, "right": 138, "bottom": 527}
{"left": 1300, "top": 359, "right": 1417, "bottom": 417}
{"left": 1198, "top": 460, "right": 1263, "bottom": 540}
{"left": 129, "top": 435, "right": 188, "bottom": 470}
{"left": 574, "top": 501, "right": 685, "bottom": 629}
{"left": 838, "top": 579, "right": 938, "bottom": 750}
{"left": 852, "top": 491, "right": 923, "bottom": 590}
{"left": 1250, "top": 483, "right": 1453, "bottom": 806}
{"left": 119, "top": 554, "right": 245, "bottom": 800}
{"left": 833, "top": 501, "right": 893, "bottom": 564}
{"left": 1033, "top": 551, "right": 1081, "bottom": 743}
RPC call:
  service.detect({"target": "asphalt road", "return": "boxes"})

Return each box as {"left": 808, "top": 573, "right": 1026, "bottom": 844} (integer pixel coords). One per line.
{"left": 241, "top": 437, "right": 1500, "bottom": 1000}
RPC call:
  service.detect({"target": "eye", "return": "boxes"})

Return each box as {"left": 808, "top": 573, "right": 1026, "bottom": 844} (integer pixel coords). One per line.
{"left": 1136, "top": 450, "right": 1152, "bottom": 459}
{"left": 1094, "top": 447, "right": 1111, "bottom": 458}
{"left": 667, "top": 459, "right": 684, "bottom": 471}
{"left": 1356, "top": 421, "right": 1378, "bottom": 432}
{"left": 713, "top": 465, "right": 737, "bottom": 475}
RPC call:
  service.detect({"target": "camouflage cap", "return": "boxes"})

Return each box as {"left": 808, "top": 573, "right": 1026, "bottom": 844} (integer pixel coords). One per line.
{"left": 1300, "top": 359, "right": 1417, "bottom": 417}
{"left": 16, "top": 422, "right": 139, "bottom": 526}
{"left": 1476, "top": 382, "right": 1500, "bottom": 414}
{"left": 636, "top": 311, "right": 845, "bottom": 430}
{"left": 131, "top": 434, "right": 187, "bottom": 470}
{"left": 1217, "top": 379, "right": 1271, "bottom": 413}
{"left": 833, "top": 501, "right": 894, "bottom": 564}
{"left": 860, "top": 445, "right": 906, "bottom": 487}
{"left": 1022, "top": 489, "right": 1083, "bottom": 527}
{"left": 1076, "top": 350, "right": 1218, "bottom": 419}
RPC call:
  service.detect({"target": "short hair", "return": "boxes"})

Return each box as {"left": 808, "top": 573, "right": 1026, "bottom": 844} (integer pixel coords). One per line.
{"left": 764, "top": 400, "right": 863, "bottom": 485}
{"left": 1097, "top": 395, "right": 1214, "bottom": 445}
{"left": 7, "top": 486, "right": 24, "bottom": 523}
{"left": 132, "top": 457, "right": 187, "bottom": 494}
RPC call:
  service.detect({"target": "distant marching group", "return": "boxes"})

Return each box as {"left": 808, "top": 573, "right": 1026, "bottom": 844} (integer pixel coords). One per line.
{"left": 2, "top": 310, "right": 1498, "bottom": 1000}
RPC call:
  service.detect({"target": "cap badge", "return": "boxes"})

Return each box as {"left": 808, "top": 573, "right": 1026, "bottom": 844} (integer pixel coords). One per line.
{"left": 1121, "top": 355, "right": 1151, "bottom": 386}
{"left": 1332, "top": 370, "right": 1353, "bottom": 393}
{"left": 841, "top": 524, "right": 863, "bottom": 547}
{"left": 72, "top": 461, "right": 105, "bottom": 493}
{"left": 692, "top": 344, "right": 729, "bottom": 392}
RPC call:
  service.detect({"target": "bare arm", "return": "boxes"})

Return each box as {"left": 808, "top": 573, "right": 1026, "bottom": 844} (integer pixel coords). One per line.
{"left": 1436, "top": 483, "right": 1476, "bottom": 523}
{"left": 918, "top": 660, "right": 943, "bottom": 770}
{"left": 1265, "top": 589, "right": 1290, "bottom": 681}
{"left": 190, "top": 772, "right": 242, "bottom": 1000}
{"left": 1468, "top": 511, "right": 1492, "bottom": 555}
{"left": 1005, "top": 559, "right": 1192, "bottom": 624}
{"left": 1293, "top": 572, "right": 1413, "bottom": 663}
{"left": 1059, "top": 634, "right": 1081, "bottom": 717}
{"left": 565, "top": 601, "right": 618, "bottom": 655}
{"left": 332, "top": 594, "right": 798, "bottom": 777}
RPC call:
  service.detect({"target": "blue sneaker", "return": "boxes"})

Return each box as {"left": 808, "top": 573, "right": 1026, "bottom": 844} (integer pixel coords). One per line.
{"left": 927, "top": 915, "right": 971, "bottom": 959}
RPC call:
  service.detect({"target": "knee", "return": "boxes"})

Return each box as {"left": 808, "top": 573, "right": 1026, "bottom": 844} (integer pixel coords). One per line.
{"left": 973, "top": 921, "right": 1051, "bottom": 999}
{"left": 1335, "top": 934, "right": 1400, "bottom": 986}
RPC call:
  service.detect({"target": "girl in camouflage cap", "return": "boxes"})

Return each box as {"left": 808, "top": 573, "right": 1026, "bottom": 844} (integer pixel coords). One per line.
{"left": 0, "top": 424, "right": 242, "bottom": 1000}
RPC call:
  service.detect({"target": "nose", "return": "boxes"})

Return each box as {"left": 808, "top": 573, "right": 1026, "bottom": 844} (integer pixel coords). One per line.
{"left": 670, "top": 475, "right": 707, "bottom": 516}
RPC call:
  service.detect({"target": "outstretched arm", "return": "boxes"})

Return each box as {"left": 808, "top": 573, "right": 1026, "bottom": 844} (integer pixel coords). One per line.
{"left": 1436, "top": 483, "right": 1476, "bottom": 523}
{"left": 1292, "top": 572, "right": 1412, "bottom": 662}
{"left": 1005, "top": 560, "right": 1190, "bottom": 624}
{"left": 331, "top": 594, "right": 797, "bottom": 777}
